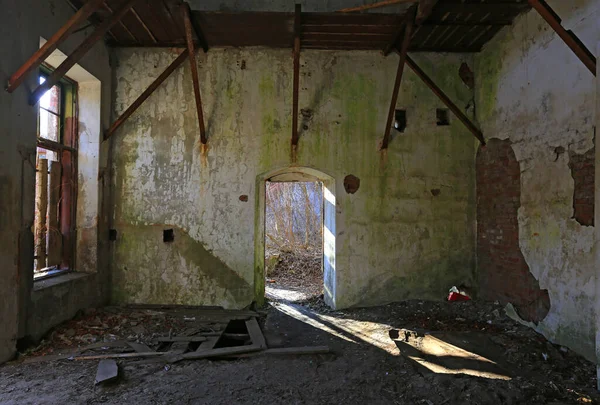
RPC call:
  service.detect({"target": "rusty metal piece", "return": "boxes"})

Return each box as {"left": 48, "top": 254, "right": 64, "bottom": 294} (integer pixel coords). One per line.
{"left": 29, "top": 0, "right": 139, "bottom": 105}
{"left": 528, "top": 0, "right": 595, "bottom": 76}
{"left": 182, "top": 3, "right": 207, "bottom": 144}
{"left": 5, "top": 0, "right": 104, "bottom": 93}
{"left": 405, "top": 55, "right": 485, "bottom": 145}
{"left": 104, "top": 49, "right": 189, "bottom": 140}
{"left": 381, "top": 17, "right": 414, "bottom": 150}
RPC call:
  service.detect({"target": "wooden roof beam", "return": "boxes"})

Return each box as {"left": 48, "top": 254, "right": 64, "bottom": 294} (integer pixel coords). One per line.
{"left": 415, "top": 0, "right": 438, "bottom": 25}
{"left": 183, "top": 3, "right": 208, "bottom": 52}
{"left": 404, "top": 54, "right": 485, "bottom": 145}
{"left": 528, "top": 0, "right": 596, "bottom": 76}
{"left": 291, "top": 4, "right": 301, "bottom": 153}
{"left": 383, "top": 6, "right": 416, "bottom": 56}
{"left": 29, "top": 0, "right": 138, "bottom": 105}
{"left": 381, "top": 15, "right": 414, "bottom": 150}
{"left": 5, "top": 0, "right": 104, "bottom": 93}
{"left": 338, "top": 0, "right": 417, "bottom": 13}
{"left": 104, "top": 49, "right": 189, "bottom": 141}
{"left": 182, "top": 3, "right": 207, "bottom": 145}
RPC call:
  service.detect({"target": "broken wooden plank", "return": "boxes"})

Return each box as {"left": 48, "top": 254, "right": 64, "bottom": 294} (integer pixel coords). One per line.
{"left": 5, "top": 0, "right": 104, "bottom": 93}
{"left": 170, "top": 344, "right": 263, "bottom": 363}
{"left": 405, "top": 55, "right": 485, "bottom": 145}
{"left": 35, "top": 158, "right": 48, "bottom": 270}
{"left": 157, "top": 336, "right": 207, "bottom": 343}
{"left": 245, "top": 318, "right": 267, "bottom": 349}
{"left": 74, "top": 351, "right": 170, "bottom": 360}
{"left": 127, "top": 342, "right": 153, "bottom": 353}
{"left": 195, "top": 336, "right": 221, "bottom": 352}
{"left": 381, "top": 16, "right": 414, "bottom": 150}
{"left": 528, "top": 0, "right": 596, "bottom": 76}
{"left": 29, "top": 0, "right": 139, "bottom": 105}
{"left": 264, "top": 346, "right": 330, "bottom": 355}
{"left": 47, "top": 161, "right": 61, "bottom": 267}
{"left": 95, "top": 359, "right": 119, "bottom": 385}
{"left": 182, "top": 2, "right": 207, "bottom": 145}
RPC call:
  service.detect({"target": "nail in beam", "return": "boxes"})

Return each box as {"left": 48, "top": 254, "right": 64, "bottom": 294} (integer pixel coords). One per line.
{"left": 291, "top": 4, "right": 301, "bottom": 148}
{"left": 381, "top": 17, "right": 414, "bottom": 150}
{"left": 404, "top": 54, "right": 486, "bottom": 145}
{"left": 104, "top": 50, "right": 189, "bottom": 141}
{"left": 182, "top": 3, "right": 207, "bottom": 145}
{"left": 6, "top": 0, "right": 104, "bottom": 93}
{"left": 29, "top": 0, "right": 139, "bottom": 105}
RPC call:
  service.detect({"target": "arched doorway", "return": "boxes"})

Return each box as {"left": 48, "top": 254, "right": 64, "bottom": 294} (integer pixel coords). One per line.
{"left": 254, "top": 167, "right": 336, "bottom": 308}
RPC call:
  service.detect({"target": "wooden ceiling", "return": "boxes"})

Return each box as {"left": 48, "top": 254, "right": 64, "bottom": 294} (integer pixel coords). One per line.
{"left": 70, "top": 0, "right": 531, "bottom": 52}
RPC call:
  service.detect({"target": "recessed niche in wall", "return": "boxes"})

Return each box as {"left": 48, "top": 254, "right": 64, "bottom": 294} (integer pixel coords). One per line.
{"left": 394, "top": 109, "right": 406, "bottom": 132}
{"left": 436, "top": 109, "right": 450, "bottom": 126}
{"left": 109, "top": 229, "right": 117, "bottom": 241}
{"left": 163, "top": 229, "right": 174, "bottom": 243}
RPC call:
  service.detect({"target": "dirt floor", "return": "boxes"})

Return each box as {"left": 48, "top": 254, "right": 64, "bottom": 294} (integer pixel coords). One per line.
{"left": 265, "top": 251, "right": 323, "bottom": 303}
{"left": 0, "top": 299, "right": 598, "bottom": 405}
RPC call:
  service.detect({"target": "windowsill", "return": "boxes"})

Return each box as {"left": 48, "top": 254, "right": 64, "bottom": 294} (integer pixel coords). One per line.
{"left": 33, "top": 268, "right": 70, "bottom": 281}
{"left": 33, "top": 271, "right": 91, "bottom": 291}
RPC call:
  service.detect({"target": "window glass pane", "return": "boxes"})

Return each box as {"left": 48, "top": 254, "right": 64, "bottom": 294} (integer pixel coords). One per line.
{"left": 39, "top": 107, "right": 60, "bottom": 141}
{"left": 39, "top": 77, "right": 61, "bottom": 114}
{"left": 36, "top": 147, "right": 58, "bottom": 163}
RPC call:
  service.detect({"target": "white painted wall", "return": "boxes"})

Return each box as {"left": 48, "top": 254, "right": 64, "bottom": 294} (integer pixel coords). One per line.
{"left": 475, "top": 0, "right": 598, "bottom": 360}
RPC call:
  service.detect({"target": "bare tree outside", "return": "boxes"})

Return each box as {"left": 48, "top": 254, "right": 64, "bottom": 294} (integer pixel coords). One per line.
{"left": 265, "top": 181, "right": 323, "bottom": 302}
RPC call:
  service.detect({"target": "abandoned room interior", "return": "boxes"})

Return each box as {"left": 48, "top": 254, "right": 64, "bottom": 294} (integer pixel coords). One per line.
{"left": 1, "top": 0, "right": 599, "bottom": 403}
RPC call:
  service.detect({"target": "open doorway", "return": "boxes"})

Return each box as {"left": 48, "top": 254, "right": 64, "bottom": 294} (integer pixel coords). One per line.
{"left": 264, "top": 181, "right": 323, "bottom": 304}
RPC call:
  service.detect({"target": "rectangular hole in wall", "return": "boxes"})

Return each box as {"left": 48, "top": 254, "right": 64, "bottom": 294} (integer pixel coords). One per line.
{"left": 436, "top": 108, "right": 450, "bottom": 126}
{"left": 394, "top": 109, "right": 406, "bottom": 132}
{"left": 109, "top": 229, "right": 117, "bottom": 241}
{"left": 163, "top": 229, "right": 174, "bottom": 243}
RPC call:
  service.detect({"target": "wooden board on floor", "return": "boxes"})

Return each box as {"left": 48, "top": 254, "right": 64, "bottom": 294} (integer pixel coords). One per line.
{"left": 245, "top": 317, "right": 267, "bottom": 349}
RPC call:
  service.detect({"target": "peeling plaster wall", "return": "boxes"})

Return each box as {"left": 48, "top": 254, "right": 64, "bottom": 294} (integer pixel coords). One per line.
{"left": 111, "top": 48, "right": 477, "bottom": 309}
{"left": 474, "top": 0, "right": 597, "bottom": 360}
{"left": 0, "top": 0, "right": 112, "bottom": 362}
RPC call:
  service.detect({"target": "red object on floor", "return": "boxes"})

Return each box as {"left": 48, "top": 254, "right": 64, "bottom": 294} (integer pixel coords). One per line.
{"left": 448, "top": 292, "right": 470, "bottom": 301}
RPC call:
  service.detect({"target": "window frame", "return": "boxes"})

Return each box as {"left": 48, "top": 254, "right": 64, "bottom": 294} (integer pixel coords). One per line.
{"left": 34, "top": 65, "right": 79, "bottom": 280}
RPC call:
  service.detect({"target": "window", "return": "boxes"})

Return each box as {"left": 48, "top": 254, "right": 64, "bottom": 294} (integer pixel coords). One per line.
{"left": 34, "top": 67, "right": 78, "bottom": 279}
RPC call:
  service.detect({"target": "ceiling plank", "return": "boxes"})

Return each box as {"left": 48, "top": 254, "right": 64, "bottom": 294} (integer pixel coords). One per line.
{"left": 338, "top": 0, "right": 416, "bottom": 13}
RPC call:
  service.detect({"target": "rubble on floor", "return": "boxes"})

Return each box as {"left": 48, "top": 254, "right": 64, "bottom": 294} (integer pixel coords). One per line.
{"left": 0, "top": 300, "right": 597, "bottom": 405}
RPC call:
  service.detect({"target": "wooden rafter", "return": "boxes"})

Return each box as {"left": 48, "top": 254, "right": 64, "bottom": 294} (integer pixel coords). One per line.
{"left": 383, "top": 6, "right": 416, "bottom": 57}
{"left": 404, "top": 54, "right": 485, "bottom": 145}
{"left": 415, "top": 0, "right": 438, "bottom": 25}
{"left": 104, "top": 49, "right": 189, "bottom": 141}
{"left": 338, "top": 0, "right": 416, "bottom": 13}
{"left": 29, "top": 0, "right": 138, "bottom": 105}
{"left": 184, "top": 3, "right": 209, "bottom": 52}
{"left": 182, "top": 3, "right": 207, "bottom": 145}
{"left": 381, "top": 14, "right": 414, "bottom": 150}
{"left": 5, "top": 0, "right": 104, "bottom": 93}
{"left": 528, "top": 0, "right": 596, "bottom": 76}
{"left": 291, "top": 4, "right": 301, "bottom": 148}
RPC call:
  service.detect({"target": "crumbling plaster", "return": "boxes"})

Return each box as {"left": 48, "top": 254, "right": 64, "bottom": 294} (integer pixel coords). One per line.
{"left": 474, "top": 0, "right": 598, "bottom": 360}
{"left": 111, "top": 47, "right": 477, "bottom": 310}
{"left": 0, "top": 0, "right": 112, "bottom": 362}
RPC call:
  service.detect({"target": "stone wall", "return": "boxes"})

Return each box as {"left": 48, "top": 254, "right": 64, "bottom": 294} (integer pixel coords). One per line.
{"left": 110, "top": 48, "right": 478, "bottom": 309}
{"left": 474, "top": 0, "right": 597, "bottom": 360}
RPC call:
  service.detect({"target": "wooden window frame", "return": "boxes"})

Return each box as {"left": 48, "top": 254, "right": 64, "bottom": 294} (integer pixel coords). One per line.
{"left": 34, "top": 65, "right": 78, "bottom": 279}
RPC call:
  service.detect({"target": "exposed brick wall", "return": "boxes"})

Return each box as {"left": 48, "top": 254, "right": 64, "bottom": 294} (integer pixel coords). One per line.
{"left": 568, "top": 147, "right": 595, "bottom": 226}
{"left": 476, "top": 138, "right": 550, "bottom": 323}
